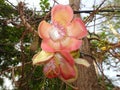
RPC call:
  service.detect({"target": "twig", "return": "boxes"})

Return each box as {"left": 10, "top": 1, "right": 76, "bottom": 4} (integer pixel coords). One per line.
{"left": 18, "top": 2, "right": 38, "bottom": 36}
{"left": 5, "top": 0, "right": 17, "bottom": 9}
{"left": 0, "top": 61, "right": 32, "bottom": 75}
{"left": 59, "top": 77, "right": 78, "bottom": 90}
{"left": 35, "top": 9, "right": 120, "bottom": 14}
{"left": 116, "top": 75, "right": 120, "bottom": 77}
{"left": 53, "top": 0, "right": 59, "bottom": 4}
{"left": 84, "top": 0, "right": 107, "bottom": 24}
{"left": 80, "top": 51, "right": 114, "bottom": 85}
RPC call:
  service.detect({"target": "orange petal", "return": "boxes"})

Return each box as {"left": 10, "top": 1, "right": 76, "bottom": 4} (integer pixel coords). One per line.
{"left": 64, "top": 66, "right": 78, "bottom": 83}
{"left": 55, "top": 53, "right": 75, "bottom": 80}
{"left": 32, "top": 50, "right": 54, "bottom": 65}
{"left": 41, "top": 39, "right": 60, "bottom": 52}
{"left": 60, "top": 51, "right": 74, "bottom": 66}
{"left": 38, "top": 20, "right": 52, "bottom": 39}
{"left": 51, "top": 4, "right": 73, "bottom": 27}
{"left": 67, "top": 18, "right": 88, "bottom": 39}
{"left": 41, "top": 40, "right": 55, "bottom": 52}
{"left": 59, "top": 57, "right": 76, "bottom": 80}
{"left": 61, "top": 37, "right": 82, "bottom": 51}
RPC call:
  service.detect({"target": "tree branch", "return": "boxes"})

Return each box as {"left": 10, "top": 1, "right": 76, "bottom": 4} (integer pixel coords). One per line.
{"left": 84, "top": 0, "right": 107, "bottom": 23}
{"left": 18, "top": 2, "right": 38, "bottom": 36}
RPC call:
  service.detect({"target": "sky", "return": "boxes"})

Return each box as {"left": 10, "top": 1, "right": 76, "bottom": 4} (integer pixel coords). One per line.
{"left": 2, "top": 0, "right": 120, "bottom": 89}
{"left": 8, "top": 0, "right": 101, "bottom": 10}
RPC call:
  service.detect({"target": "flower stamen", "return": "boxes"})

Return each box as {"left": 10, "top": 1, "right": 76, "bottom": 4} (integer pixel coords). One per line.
{"left": 49, "top": 26, "right": 65, "bottom": 41}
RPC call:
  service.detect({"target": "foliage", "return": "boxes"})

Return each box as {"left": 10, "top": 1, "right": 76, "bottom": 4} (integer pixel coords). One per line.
{"left": 88, "top": 0, "right": 120, "bottom": 89}
{"left": 0, "top": 0, "right": 17, "bottom": 17}
{"left": 39, "top": 0, "right": 50, "bottom": 15}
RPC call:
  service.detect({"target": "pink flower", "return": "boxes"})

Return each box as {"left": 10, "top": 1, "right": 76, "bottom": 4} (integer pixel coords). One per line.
{"left": 32, "top": 4, "right": 88, "bottom": 82}
{"left": 38, "top": 4, "right": 87, "bottom": 52}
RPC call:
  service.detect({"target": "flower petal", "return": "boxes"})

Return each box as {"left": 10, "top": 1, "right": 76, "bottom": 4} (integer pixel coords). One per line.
{"left": 41, "top": 39, "right": 61, "bottom": 52}
{"left": 62, "top": 66, "right": 78, "bottom": 83}
{"left": 41, "top": 40, "right": 55, "bottom": 52}
{"left": 51, "top": 4, "right": 73, "bottom": 27}
{"left": 67, "top": 18, "right": 87, "bottom": 39}
{"left": 54, "top": 53, "right": 75, "bottom": 80}
{"left": 59, "top": 57, "right": 76, "bottom": 80}
{"left": 74, "top": 58, "right": 90, "bottom": 67}
{"left": 38, "top": 20, "right": 52, "bottom": 39}
{"left": 43, "top": 59, "right": 60, "bottom": 78}
{"left": 61, "top": 37, "right": 82, "bottom": 51}
{"left": 32, "top": 50, "right": 54, "bottom": 65}
{"left": 60, "top": 51, "right": 74, "bottom": 66}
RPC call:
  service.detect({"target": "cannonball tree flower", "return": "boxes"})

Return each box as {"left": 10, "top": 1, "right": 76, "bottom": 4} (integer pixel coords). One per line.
{"left": 38, "top": 4, "right": 87, "bottom": 53}
{"left": 32, "top": 4, "right": 89, "bottom": 84}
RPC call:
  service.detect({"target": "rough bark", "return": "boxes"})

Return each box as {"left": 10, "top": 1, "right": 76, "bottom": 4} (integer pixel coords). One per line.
{"left": 69, "top": 0, "right": 105, "bottom": 90}
{"left": 73, "top": 38, "right": 105, "bottom": 90}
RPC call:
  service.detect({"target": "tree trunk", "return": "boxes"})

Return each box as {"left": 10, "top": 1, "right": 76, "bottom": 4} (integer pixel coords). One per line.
{"left": 69, "top": 0, "right": 105, "bottom": 90}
